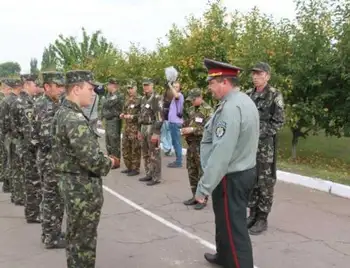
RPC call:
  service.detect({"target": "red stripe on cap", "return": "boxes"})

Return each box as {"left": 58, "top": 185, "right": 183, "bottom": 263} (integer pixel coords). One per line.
{"left": 208, "top": 68, "right": 239, "bottom": 77}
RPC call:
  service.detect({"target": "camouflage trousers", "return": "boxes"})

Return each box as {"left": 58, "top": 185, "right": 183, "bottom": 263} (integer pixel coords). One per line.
{"left": 60, "top": 175, "right": 104, "bottom": 268}
{"left": 41, "top": 170, "right": 64, "bottom": 246}
{"left": 248, "top": 159, "right": 276, "bottom": 214}
{"left": 122, "top": 128, "right": 141, "bottom": 171}
{"left": 105, "top": 118, "right": 122, "bottom": 158}
{"left": 0, "top": 140, "right": 10, "bottom": 192}
{"left": 186, "top": 141, "right": 203, "bottom": 195}
{"left": 11, "top": 145, "right": 25, "bottom": 204}
{"left": 23, "top": 151, "right": 42, "bottom": 221}
{"left": 141, "top": 125, "right": 161, "bottom": 182}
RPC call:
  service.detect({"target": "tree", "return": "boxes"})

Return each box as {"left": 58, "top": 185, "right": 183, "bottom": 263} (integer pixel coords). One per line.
{"left": 30, "top": 58, "right": 39, "bottom": 75}
{"left": 41, "top": 27, "right": 121, "bottom": 81}
{"left": 0, "top": 61, "right": 21, "bottom": 77}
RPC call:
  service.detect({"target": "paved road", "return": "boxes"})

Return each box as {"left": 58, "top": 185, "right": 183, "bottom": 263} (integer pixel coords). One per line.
{"left": 0, "top": 138, "right": 349, "bottom": 268}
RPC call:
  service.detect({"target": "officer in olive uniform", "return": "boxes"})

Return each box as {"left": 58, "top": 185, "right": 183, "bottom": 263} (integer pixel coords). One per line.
{"left": 101, "top": 78, "right": 124, "bottom": 161}
{"left": 120, "top": 80, "right": 141, "bottom": 176}
{"left": 196, "top": 59, "right": 259, "bottom": 268}
{"left": 182, "top": 88, "right": 213, "bottom": 210}
{"left": 246, "top": 62, "right": 285, "bottom": 235}
{"left": 138, "top": 78, "right": 163, "bottom": 186}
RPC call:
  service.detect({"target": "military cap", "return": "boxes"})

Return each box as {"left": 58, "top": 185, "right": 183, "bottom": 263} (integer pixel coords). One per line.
{"left": 186, "top": 88, "right": 202, "bottom": 101}
{"left": 126, "top": 79, "right": 137, "bottom": 88}
{"left": 107, "top": 78, "right": 119, "bottom": 85}
{"left": 1, "top": 78, "right": 23, "bottom": 88}
{"left": 142, "top": 78, "right": 153, "bottom": 85}
{"left": 204, "top": 58, "right": 243, "bottom": 81}
{"left": 21, "top": 74, "right": 38, "bottom": 82}
{"left": 65, "top": 70, "right": 101, "bottom": 87}
{"left": 250, "top": 62, "right": 271, "bottom": 73}
{"left": 42, "top": 71, "right": 65, "bottom": 86}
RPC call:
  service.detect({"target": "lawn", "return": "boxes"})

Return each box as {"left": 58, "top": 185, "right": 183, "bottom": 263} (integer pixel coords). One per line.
{"left": 276, "top": 128, "right": 350, "bottom": 185}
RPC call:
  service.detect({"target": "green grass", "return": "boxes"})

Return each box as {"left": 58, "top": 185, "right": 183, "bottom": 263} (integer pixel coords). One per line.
{"left": 277, "top": 128, "right": 350, "bottom": 185}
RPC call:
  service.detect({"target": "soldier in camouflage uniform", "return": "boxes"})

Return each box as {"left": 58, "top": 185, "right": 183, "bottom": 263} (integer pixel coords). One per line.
{"left": 138, "top": 78, "right": 163, "bottom": 186}
{"left": 1, "top": 78, "right": 23, "bottom": 204}
{"left": 12, "top": 74, "right": 42, "bottom": 223}
{"left": 51, "top": 70, "right": 119, "bottom": 268}
{"left": 182, "top": 88, "right": 213, "bottom": 210}
{"left": 0, "top": 81, "right": 10, "bottom": 191}
{"left": 246, "top": 62, "right": 285, "bottom": 235}
{"left": 120, "top": 80, "right": 141, "bottom": 176}
{"left": 34, "top": 72, "right": 66, "bottom": 248}
{"left": 101, "top": 78, "right": 124, "bottom": 160}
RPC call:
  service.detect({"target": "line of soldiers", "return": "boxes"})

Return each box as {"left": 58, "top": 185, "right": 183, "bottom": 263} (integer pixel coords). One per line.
{"left": 0, "top": 73, "right": 67, "bottom": 249}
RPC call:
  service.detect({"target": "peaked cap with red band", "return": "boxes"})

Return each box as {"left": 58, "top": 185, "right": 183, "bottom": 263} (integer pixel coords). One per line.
{"left": 204, "top": 58, "right": 243, "bottom": 81}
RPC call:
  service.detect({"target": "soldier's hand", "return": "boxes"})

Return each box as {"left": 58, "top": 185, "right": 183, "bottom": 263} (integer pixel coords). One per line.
{"left": 151, "top": 134, "right": 160, "bottom": 144}
{"left": 120, "top": 113, "right": 125, "bottom": 119}
{"left": 137, "top": 132, "right": 143, "bottom": 141}
{"left": 181, "top": 127, "right": 193, "bottom": 135}
{"left": 109, "top": 155, "right": 120, "bottom": 169}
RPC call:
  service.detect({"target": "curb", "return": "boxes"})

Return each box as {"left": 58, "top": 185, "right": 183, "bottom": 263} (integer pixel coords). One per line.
{"left": 97, "top": 128, "right": 350, "bottom": 200}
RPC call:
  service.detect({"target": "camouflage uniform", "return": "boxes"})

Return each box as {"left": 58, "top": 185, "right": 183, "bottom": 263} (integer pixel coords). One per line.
{"left": 246, "top": 62, "right": 285, "bottom": 235}
{"left": 51, "top": 70, "right": 113, "bottom": 268}
{"left": 0, "top": 79, "right": 23, "bottom": 204}
{"left": 121, "top": 81, "right": 141, "bottom": 176}
{"left": 183, "top": 88, "right": 213, "bottom": 210}
{"left": 138, "top": 78, "right": 163, "bottom": 186}
{"left": 34, "top": 72, "right": 66, "bottom": 248}
{"left": 13, "top": 74, "right": 41, "bottom": 223}
{"left": 0, "top": 90, "right": 6, "bottom": 189}
{"left": 101, "top": 79, "right": 124, "bottom": 159}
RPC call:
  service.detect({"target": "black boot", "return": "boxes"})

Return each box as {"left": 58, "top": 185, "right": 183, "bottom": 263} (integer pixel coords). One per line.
{"left": 139, "top": 176, "right": 152, "bottom": 182}
{"left": 247, "top": 208, "right": 257, "bottom": 229}
{"left": 204, "top": 253, "right": 223, "bottom": 266}
{"left": 127, "top": 170, "right": 140, "bottom": 176}
{"left": 183, "top": 197, "right": 197, "bottom": 206}
{"left": 121, "top": 169, "right": 130, "bottom": 174}
{"left": 194, "top": 196, "right": 208, "bottom": 210}
{"left": 249, "top": 212, "right": 268, "bottom": 235}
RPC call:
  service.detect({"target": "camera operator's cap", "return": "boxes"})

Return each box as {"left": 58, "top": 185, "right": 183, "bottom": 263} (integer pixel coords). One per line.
{"left": 21, "top": 74, "right": 38, "bottom": 82}
{"left": 186, "top": 88, "right": 202, "bottom": 101}
{"left": 2, "top": 77, "right": 23, "bottom": 88}
{"left": 42, "top": 71, "right": 65, "bottom": 86}
{"left": 65, "top": 70, "right": 102, "bottom": 87}
{"left": 107, "top": 78, "right": 119, "bottom": 85}
{"left": 204, "top": 58, "right": 243, "bottom": 82}
{"left": 250, "top": 62, "right": 271, "bottom": 73}
{"left": 142, "top": 78, "right": 153, "bottom": 85}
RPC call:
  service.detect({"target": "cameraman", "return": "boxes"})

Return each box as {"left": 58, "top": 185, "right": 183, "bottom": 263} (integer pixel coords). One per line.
{"left": 167, "top": 81, "right": 184, "bottom": 168}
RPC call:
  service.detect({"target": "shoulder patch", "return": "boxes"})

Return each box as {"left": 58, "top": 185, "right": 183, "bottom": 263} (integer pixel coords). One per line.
{"left": 215, "top": 121, "right": 226, "bottom": 138}
{"left": 274, "top": 93, "right": 284, "bottom": 108}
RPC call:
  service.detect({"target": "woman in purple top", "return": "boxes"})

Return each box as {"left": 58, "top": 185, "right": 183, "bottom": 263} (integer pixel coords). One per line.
{"left": 167, "top": 81, "right": 184, "bottom": 167}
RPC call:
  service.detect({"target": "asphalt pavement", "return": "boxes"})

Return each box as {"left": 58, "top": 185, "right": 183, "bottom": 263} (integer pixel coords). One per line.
{"left": 0, "top": 138, "right": 349, "bottom": 268}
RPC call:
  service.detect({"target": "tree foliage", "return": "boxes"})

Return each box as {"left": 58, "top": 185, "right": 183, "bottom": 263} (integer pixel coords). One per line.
{"left": 30, "top": 58, "right": 39, "bottom": 75}
{"left": 0, "top": 61, "right": 21, "bottom": 77}
{"left": 40, "top": 0, "right": 350, "bottom": 157}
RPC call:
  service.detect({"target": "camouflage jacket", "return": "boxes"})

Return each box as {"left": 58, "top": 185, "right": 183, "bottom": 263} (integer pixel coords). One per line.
{"left": 51, "top": 99, "right": 112, "bottom": 179}
{"left": 183, "top": 101, "right": 213, "bottom": 143}
{"left": 10, "top": 91, "right": 37, "bottom": 153}
{"left": 123, "top": 94, "right": 141, "bottom": 133}
{"left": 246, "top": 85, "right": 285, "bottom": 139}
{"left": 0, "top": 93, "right": 17, "bottom": 138}
{"left": 139, "top": 92, "right": 163, "bottom": 135}
{"left": 34, "top": 94, "right": 61, "bottom": 172}
{"left": 101, "top": 91, "right": 124, "bottom": 120}
{"left": 0, "top": 92, "right": 5, "bottom": 102}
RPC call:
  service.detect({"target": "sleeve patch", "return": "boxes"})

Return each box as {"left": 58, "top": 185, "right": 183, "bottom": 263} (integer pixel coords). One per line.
{"left": 215, "top": 121, "right": 226, "bottom": 138}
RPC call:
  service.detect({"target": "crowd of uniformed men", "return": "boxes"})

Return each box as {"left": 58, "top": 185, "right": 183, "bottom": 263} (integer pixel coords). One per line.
{"left": 0, "top": 58, "right": 284, "bottom": 268}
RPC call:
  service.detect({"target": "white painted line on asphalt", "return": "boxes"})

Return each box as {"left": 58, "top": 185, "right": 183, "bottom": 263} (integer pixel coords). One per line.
{"left": 103, "top": 185, "right": 259, "bottom": 268}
